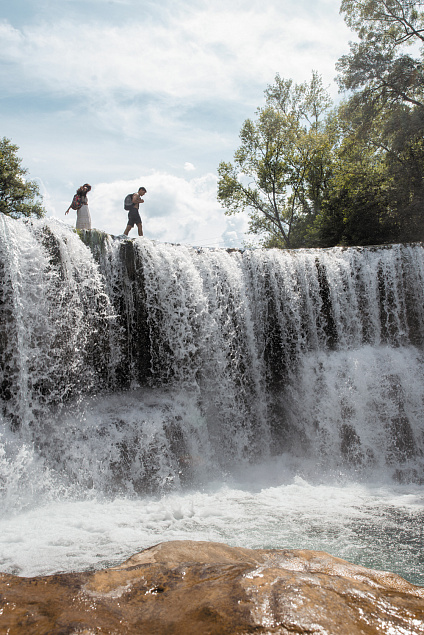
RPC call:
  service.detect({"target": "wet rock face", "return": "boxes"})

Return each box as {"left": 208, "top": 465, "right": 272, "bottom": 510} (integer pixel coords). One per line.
{"left": 1, "top": 541, "right": 423, "bottom": 634}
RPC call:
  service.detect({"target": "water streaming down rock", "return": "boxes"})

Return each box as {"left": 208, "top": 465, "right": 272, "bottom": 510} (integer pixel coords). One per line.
{"left": 1, "top": 215, "right": 424, "bottom": 508}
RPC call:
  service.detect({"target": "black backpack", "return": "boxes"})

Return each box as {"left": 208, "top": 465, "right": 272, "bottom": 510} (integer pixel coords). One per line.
{"left": 124, "top": 193, "right": 134, "bottom": 211}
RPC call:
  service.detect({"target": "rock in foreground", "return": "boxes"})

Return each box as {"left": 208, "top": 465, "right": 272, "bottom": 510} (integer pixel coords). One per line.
{"left": 1, "top": 540, "right": 423, "bottom": 634}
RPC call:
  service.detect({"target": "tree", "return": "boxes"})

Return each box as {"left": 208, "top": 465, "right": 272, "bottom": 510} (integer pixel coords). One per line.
{"left": 337, "top": 0, "right": 424, "bottom": 110}
{"left": 0, "top": 138, "right": 45, "bottom": 219}
{"left": 313, "top": 133, "right": 395, "bottom": 246}
{"left": 336, "top": 0, "right": 424, "bottom": 149}
{"left": 334, "top": 0, "right": 424, "bottom": 244}
{"left": 217, "top": 72, "right": 335, "bottom": 248}
{"left": 383, "top": 105, "right": 424, "bottom": 240}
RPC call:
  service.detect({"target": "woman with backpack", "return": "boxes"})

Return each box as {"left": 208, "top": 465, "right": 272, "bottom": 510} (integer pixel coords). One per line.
{"left": 65, "top": 183, "right": 92, "bottom": 230}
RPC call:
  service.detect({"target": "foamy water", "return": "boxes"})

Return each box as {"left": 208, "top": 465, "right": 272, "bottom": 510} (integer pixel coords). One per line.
{"left": 1, "top": 472, "right": 423, "bottom": 584}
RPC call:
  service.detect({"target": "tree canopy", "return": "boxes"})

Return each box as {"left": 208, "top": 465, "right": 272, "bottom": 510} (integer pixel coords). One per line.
{"left": 338, "top": 0, "right": 424, "bottom": 108}
{"left": 0, "top": 138, "right": 45, "bottom": 219}
{"left": 218, "top": 0, "right": 424, "bottom": 249}
{"left": 217, "top": 72, "right": 334, "bottom": 248}
{"left": 333, "top": 0, "right": 424, "bottom": 244}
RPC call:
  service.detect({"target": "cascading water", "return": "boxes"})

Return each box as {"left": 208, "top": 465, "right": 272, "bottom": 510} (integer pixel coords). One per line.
{"left": 0, "top": 215, "right": 423, "bottom": 583}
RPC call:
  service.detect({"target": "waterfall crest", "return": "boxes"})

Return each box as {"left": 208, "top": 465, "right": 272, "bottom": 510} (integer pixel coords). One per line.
{"left": 1, "top": 216, "right": 424, "bottom": 507}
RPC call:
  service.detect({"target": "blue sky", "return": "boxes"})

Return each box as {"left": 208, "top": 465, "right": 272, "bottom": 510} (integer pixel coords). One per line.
{"left": 1, "top": 0, "right": 352, "bottom": 247}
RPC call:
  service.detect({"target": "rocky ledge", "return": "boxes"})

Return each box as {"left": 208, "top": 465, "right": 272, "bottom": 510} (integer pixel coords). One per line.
{"left": 1, "top": 540, "right": 423, "bottom": 634}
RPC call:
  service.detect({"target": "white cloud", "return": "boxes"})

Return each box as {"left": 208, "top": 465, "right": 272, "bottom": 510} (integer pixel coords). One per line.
{"left": 184, "top": 162, "right": 196, "bottom": 171}
{"left": 0, "top": 4, "right": 350, "bottom": 107}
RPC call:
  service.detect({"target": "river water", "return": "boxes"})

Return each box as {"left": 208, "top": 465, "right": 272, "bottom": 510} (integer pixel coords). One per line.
{"left": 0, "top": 216, "right": 423, "bottom": 584}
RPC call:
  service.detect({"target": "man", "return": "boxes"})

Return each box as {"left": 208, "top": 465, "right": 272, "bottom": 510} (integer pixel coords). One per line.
{"left": 124, "top": 187, "right": 147, "bottom": 236}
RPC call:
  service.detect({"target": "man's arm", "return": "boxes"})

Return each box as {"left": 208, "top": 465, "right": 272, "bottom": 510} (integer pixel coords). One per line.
{"left": 132, "top": 193, "right": 144, "bottom": 206}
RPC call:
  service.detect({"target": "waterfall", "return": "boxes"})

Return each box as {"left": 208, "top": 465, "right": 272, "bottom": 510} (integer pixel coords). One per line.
{"left": 1, "top": 215, "right": 424, "bottom": 511}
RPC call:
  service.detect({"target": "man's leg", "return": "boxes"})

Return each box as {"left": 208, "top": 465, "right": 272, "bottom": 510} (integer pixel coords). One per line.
{"left": 137, "top": 222, "right": 143, "bottom": 236}
{"left": 124, "top": 225, "right": 132, "bottom": 236}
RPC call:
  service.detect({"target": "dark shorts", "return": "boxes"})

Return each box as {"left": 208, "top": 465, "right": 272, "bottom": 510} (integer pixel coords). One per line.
{"left": 127, "top": 207, "right": 142, "bottom": 227}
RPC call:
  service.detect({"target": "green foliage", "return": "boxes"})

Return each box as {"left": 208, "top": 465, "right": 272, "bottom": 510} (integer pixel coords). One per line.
{"left": 338, "top": 0, "right": 424, "bottom": 107}
{"left": 340, "top": 0, "right": 424, "bottom": 46}
{"left": 311, "top": 95, "right": 424, "bottom": 246}
{"left": 0, "top": 137, "right": 45, "bottom": 219}
{"left": 333, "top": 0, "right": 424, "bottom": 245}
{"left": 384, "top": 107, "right": 424, "bottom": 240}
{"left": 217, "top": 72, "right": 334, "bottom": 248}
{"left": 314, "top": 156, "right": 394, "bottom": 246}
{"left": 217, "top": 1, "right": 424, "bottom": 249}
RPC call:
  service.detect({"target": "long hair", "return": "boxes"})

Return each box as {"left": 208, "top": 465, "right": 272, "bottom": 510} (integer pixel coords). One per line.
{"left": 77, "top": 183, "right": 91, "bottom": 196}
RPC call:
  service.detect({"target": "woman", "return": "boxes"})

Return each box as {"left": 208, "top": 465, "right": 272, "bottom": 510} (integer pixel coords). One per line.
{"left": 65, "top": 183, "right": 92, "bottom": 230}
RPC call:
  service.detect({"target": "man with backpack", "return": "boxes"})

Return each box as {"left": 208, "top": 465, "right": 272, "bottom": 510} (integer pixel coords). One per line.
{"left": 123, "top": 187, "right": 147, "bottom": 236}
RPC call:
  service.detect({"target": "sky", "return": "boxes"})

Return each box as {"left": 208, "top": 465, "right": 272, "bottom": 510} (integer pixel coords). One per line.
{"left": 0, "top": 0, "right": 353, "bottom": 248}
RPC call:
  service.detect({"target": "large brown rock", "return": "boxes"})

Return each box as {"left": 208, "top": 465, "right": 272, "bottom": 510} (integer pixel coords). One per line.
{"left": 1, "top": 540, "right": 423, "bottom": 634}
